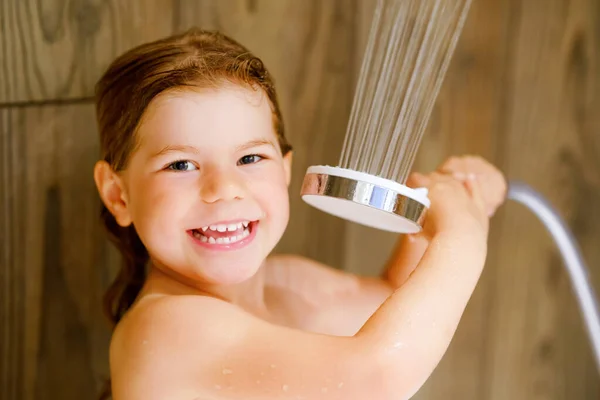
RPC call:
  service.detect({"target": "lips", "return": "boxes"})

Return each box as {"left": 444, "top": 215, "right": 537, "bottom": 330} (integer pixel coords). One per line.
{"left": 188, "top": 220, "right": 256, "bottom": 245}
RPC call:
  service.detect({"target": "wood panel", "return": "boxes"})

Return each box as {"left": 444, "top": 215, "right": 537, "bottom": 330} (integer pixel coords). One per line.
{"left": 1, "top": 0, "right": 599, "bottom": 399}
{"left": 412, "top": 0, "right": 512, "bottom": 397}
{"left": 345, "top": 0, "right": 600, "bottom": 399}
{"left": 1, "top": 2, "right": 360, "bottom": 399}
{"left": 175, "top": 0, "right": 359, "bottom": 267}
{"left": 482, "top": 0, "right": 600, "bottom": 398}
{"left": 0, "top": 104, "right": 118, "bottom": 400}
{"left": 344, "top": 1, "right": 511, "bottom": 399}
{"left": 0, "top": 0, "right": 174, "bottom": 104}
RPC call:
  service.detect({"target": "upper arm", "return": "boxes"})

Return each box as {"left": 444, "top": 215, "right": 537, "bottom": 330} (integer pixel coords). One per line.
{"left": 111, "top": 295, "right": 394, "bottom": 400}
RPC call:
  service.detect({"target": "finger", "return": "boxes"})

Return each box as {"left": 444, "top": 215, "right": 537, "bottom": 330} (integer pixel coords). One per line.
{"left": 440, "top": 156, "right": 507, "bottom": 213}
{"left": 438, "top": 158, "right": 470, "bottom": 181}
{"left": 464, "top": 174, "right": 487, "bottom": 216}
{"left": 437, "top": 155, "right": 463, "bottom": 172}
{"left": 406, "top": 172, "right": 430, "bottom": 188}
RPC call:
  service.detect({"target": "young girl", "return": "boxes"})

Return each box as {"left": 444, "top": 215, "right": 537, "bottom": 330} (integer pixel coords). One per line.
{"left": 93, "top": 28, "right": 506, "bottom": 400}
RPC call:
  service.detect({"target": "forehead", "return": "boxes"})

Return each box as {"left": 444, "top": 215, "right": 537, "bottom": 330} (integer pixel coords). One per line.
{"left": 136, "top": 85, "right": 276, "bottom": 148}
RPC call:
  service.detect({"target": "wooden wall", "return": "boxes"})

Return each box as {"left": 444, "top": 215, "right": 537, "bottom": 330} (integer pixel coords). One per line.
{"left": 1, "top": 0, "right": 599, "bottom": 399}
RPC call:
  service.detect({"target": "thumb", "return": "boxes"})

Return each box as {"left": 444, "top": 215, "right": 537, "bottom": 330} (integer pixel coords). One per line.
{"left": 406, "top": 172, "right": 430, "bottom": 189}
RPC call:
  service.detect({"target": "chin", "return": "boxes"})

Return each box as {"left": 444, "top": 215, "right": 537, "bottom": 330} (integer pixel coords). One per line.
{"left": 195, "top": 258, "right": 263, "bottom": 286}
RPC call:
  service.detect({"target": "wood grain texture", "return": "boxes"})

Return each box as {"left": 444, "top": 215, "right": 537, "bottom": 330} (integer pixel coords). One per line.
{"left": 481, "top": 0, "right": 600, "bottom": 398}
{"left": 0, "top": 0, "right": 174, "bottom": 104}
{"left": 1, "top": 0, "right": 599, "bottom": 399}
{"left": 345, "top": 0, "right": 600, "bottom": 399}
{"left": 0, "top": 104, "right": 117, "bottom": 400}
{"left": 175, "top": 0, "right": 359, "bottom": 267}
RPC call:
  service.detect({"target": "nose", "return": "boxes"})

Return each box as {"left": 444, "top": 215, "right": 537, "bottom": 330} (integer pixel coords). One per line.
{"left": 199, "top": 165, "right": 245, "bottom": 203}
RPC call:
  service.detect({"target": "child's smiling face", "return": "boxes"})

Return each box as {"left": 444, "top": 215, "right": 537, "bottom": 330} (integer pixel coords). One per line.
{"left": 113, "top": 84, "right": 292, "bottom": 285}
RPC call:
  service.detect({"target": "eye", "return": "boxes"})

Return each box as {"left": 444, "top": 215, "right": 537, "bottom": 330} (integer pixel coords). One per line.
{"left": 238, "top": 154, "right": 264, "bottom": 166}
{"left": 167, "top": 160, "right": 197, "bottom": 171}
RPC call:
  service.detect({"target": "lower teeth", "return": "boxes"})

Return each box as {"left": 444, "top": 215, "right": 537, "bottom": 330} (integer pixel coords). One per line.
{"left": 193, "top": 227, "right": 250, "bottom": 244}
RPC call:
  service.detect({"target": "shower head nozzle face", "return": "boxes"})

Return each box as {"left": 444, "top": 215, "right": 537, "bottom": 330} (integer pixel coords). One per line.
{"left": 300, "top": 166, "right": 429, "bottom": 234}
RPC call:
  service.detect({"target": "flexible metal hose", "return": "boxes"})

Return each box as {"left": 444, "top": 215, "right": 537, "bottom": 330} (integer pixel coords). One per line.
{"left": 507, "top": 181, "right": 600, "bottom": 371}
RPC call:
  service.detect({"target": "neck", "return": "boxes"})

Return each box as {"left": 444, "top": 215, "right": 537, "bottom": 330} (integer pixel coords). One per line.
{"left": 143, "top": 260, "right": 269, "bottom": 316}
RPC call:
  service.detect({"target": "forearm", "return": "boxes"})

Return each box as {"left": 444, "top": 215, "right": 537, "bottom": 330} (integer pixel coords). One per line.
{"left": 383, "top": 233, "right": 429, "bottom": 289}
{"left": 356, "top": 230, "right": 487, "bottom": 395}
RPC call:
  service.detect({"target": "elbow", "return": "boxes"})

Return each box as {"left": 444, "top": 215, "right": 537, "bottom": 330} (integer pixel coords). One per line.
{"left": 378, "top": 366, "right": 430, "bottom": 400}
{"left": 362, "top": 349, "right": 435, "bottom": 400}
{"left": 350, "top": 334, "right": 442, "bottom": 399}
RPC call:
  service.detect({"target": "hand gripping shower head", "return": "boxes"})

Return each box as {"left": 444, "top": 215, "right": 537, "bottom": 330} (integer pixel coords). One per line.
{"left": 300, "top": 0, "right": 473, "bottom": 234}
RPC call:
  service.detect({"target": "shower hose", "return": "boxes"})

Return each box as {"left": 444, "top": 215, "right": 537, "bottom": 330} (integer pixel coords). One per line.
{"left": 506, "top": 181, "right": 600, "bottom": 371}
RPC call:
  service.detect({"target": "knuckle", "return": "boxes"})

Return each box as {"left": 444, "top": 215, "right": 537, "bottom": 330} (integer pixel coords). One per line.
{"left": 443, "top": 156, "right": 462, "bottom": 167}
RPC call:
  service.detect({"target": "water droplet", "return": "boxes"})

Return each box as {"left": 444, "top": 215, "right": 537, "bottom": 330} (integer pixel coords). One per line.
{"left": 142, "top": 340, "right": 148, "bottom": 345}
{"left": 270, "top": 364, "right": 277, "bottom": 369}
{"left": 338, "top": 382, "right": 344, "bottom": 388}
{"left": 393, "top": 341, "right": 404, "bottom": 348}
{"left": 256, "top": 380, "right": 261, "bottom": 384}
{"left": 222, "top": 368, "right": 233, "bottom": 375}
{"left": 282, "top": 384, "right": 289, "bottom": 392}
{"left": 321, "top": 387, "right": 328, "bottom": 393}
{"left": 260, "top": 371, "right": 265, "bottom": 376}
{"left": 214, "top": 385, "right": 222, "bottom": 390}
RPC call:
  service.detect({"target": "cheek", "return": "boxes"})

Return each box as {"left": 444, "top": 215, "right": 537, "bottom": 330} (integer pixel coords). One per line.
{"left": 127, "top": 177, "right": 192, "bottom": 231}
{"left": 251, "top": 171, "right": 290, "bottom": 222}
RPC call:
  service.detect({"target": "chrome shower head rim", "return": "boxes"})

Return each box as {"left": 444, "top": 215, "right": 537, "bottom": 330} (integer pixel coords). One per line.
{"left": 300, "top": 166, "right": 430, "bottom": 234}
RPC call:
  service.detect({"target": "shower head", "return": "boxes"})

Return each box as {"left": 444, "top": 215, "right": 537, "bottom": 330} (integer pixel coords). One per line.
{"left": 301, "top": 165, "right": 430, "bottom": 233}
{"left": 301, "top": 0, "right": 471, "bottom": 234}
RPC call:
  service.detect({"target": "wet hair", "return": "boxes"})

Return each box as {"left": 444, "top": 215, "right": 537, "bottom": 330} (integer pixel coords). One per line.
{"left": 95, "top": 28, "right": 292, "bottom": 399}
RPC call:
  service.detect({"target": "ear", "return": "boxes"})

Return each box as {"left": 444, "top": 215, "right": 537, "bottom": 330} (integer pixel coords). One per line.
{"left": 93, "top": 160, "right": 132, "bottom": 227}
{"left": 283, "top": 151, "right": 293, "bottom": 186}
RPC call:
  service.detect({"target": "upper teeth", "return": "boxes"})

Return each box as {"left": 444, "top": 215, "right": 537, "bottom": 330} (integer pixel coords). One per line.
{"left": 202, "top": 222, "right": 250, "bottom": 232}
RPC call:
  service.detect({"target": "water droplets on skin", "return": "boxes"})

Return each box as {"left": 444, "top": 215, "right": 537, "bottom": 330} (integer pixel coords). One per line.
{"left": 321, "top": 387, "right": 328, "bottom": 393}
{"left": 270, "top": 364, "right": 277, "bottom": 369}
{"left": 338, "top": 0, "right": 473, "bottom": 184}
{"left": 338, "top": 382, "right": 345, "bottom": 389}
{"left": 222, "top": 368, "right": 233, "bottom": 375}
{"left": 282, "top": 384, "right": 289, "bottom": 392}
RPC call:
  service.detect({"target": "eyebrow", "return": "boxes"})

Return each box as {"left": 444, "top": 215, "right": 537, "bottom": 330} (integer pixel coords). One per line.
{"left": 152, "top": 144, "right": 201, "bottom": 158}
{"left": 235, "top": 138, "right": 278, "bottom": 152}
{"left": 151, "top": 139, "right": 278, "bottom": 158}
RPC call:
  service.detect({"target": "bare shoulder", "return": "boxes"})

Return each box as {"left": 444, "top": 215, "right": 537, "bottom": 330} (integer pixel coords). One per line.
{"left": 109, "top": 294, "right": 254, "bottom": 399}
{"left": 108, "top": 291, "right": 387, "bottom": 400}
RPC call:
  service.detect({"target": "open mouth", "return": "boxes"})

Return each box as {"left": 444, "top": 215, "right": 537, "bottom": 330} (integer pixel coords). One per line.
{"left": 188, "top": 220, "right": 257, "bottom": 245}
